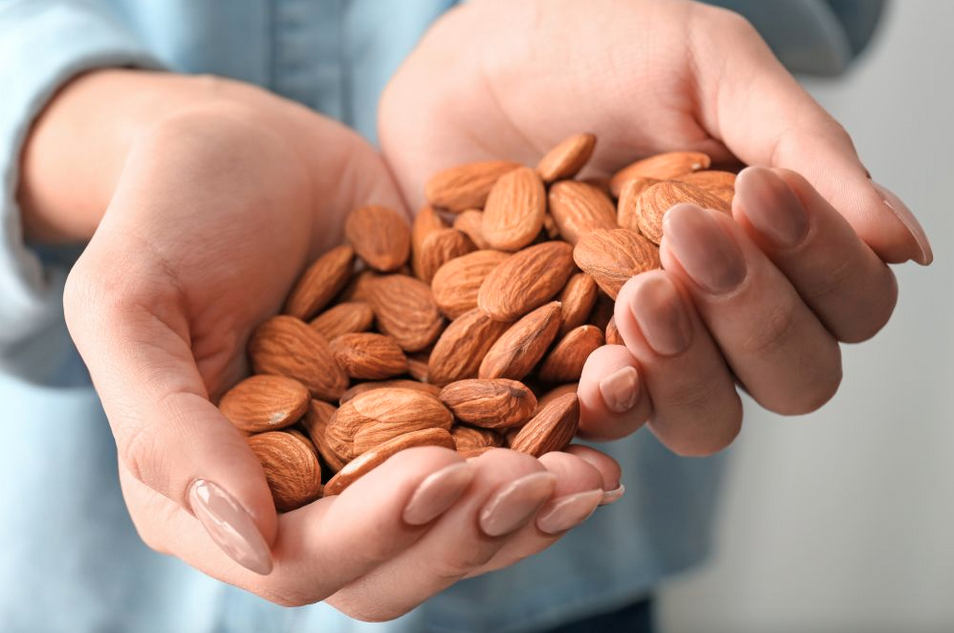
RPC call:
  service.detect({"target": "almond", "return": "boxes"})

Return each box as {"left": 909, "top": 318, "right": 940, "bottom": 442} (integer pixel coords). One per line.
{"left": 573, "top": 229, "right": 661, "bottom": 299}
{"left": 481, "top": 166, "right": 546, "bottom": 252}
{"left": 547, "top": 180, "right": 618, "bottom": 245}
{"left": 367, "top": 275, "right": 444, "bottom": 352}
{"left": 542, "top": 213, "right": 561, "bottom": 240}
{"left": 535, "top": 383, "right": 579, "bottom": 413}
{"left": 338, "top": 269, "right": 379, "bottom": 303}
{"left": 425, "top": 160, "right": 521, "bottom": 212}
{"left": 439, "top": 379, "right": 537, "bottom": 429}
{"left": 324, "top": 427, "right": 455, "bottom": 496}
{"left": 558, "top": 272, "right": 599, "bottom": 335}
{"left": 609, "top": 151, "right": 711, "bottom": 196}
{"left": 537, "top": 325, "right": 605, "bottom": 383}
{"left": 479, "top": 302, "right": 562, "bottom": 381}
{"left": 284, "top": 245, "right": 355, "bottom": 320}
{"left": 325, "top": 388, "right": 453, "bottom": 460}
{"left": 300, "top": 399, "right": 347, "bottom": 473}
{"left": 415, "top": 228, "right": 476, "bottom": 284}
{"left": 588, "top": 292, "right": 616, "bottom": 330}
{"left": 407, "top": 350, "right": 431, "bottom": 382}
{"left": 411, "top": 205, "right": 448, "bottom": 278}
{"left": 452, "top": 210, "right": 491, "bottom": 249}
{"left": 219, "top": 375, "right": 310, "bottom": 433}
{"left": 509, "top": 393, "right": 580, "bottom": 457}
{"left": 248, "top": 316, "right": 348, "bottom": 401}
{"left": 451, "top": 425, "right": 504, "bottom": 451}
{"left": 330, "top": 332, "right": 408, "bottom": 380}
{"left": 428, "top": 308, "right": 512, "bottom": 386}
{"left": 340, "top": 379, "right": 441, "bottom": 404}
{"left": 309, "top": 301, "right": 374, "bottom": 340}
{"left": 605, "top": 316, "right": 624, "bottom": 346}
{"left": 345, "top": 205, "right": 411, "bottom": 272}
{"left": 431, "top": 250, "right": 510, "bottom": 319}
{"left": 477, "top": 241, "right": 575, "bottom": 321}
{"left": 459, "top": 446, "right": 495, "bottom": 459}
{"left": 536, "top": 133, "right": 597, "bottom": 183}
{"left": 247, "top": 431, "right": 323, "bottom": 512}
{"left": 635, "top": 180, "right": 730, "bottom": 244}
{"left": 617, "top": 177, "right": 661, "bottom": 233}
{"left": 675, "top": 169, "right": 737, "bottom": 190}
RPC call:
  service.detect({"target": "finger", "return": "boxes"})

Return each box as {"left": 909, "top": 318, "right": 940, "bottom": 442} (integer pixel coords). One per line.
{"left": 577, "top": 345, "right": 651, "bottom": 441}
{"left": 614, "top": 271, "right": 743, "bottom": 455}
{"left": 733, "top": 167, "right": 898, "bottom": 343}
{"left": 660, "top": 204, "right": 842, "bottom": 415}
{"left": 328, "top": 449, "right": 555, "bottom": 621}
{"left": 121, "top": 447, "right": 474, "bottom": 608}
{"left": 689, "top": 5, "right": 932, "bottom": 264}
{"left": 563, "top": 444, "right": 624, "bottom": 499}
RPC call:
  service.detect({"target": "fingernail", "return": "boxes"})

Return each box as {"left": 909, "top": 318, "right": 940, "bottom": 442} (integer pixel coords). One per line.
{"left": 629, "top": 273, "right": 692, "bottom": 356}
{"left": 479, "top": 471, "right": 556, "bottom": 537}
{"left": 664, "top": 204, "right": 747, "bottom": 294}
{"left": 188, "top": 479, "right": 273, "bottom": 575}
{"left": 403, "top": 462, "right": 475, "bottom": 526}
{"left": 536, "top": 489, "right": 603, "bottom": 534}
{"left": 736, "top": 167, "right": 809, "bottom": 247}
{"left": 600, "top": 483, "right": 626, "bottom": 506}
{"left": 871, "top": 181, "right": 933, "bottom": 265}
{"left": 599, "top": 366, "right": 640, "bottom": 413}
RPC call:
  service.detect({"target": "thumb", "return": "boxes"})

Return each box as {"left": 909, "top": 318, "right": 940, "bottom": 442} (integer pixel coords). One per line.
{"left": 64, "top": 239, "right": 277, "bottom": 576}
{"left": 691, "top": 7, "right": 932, "bottom": 265}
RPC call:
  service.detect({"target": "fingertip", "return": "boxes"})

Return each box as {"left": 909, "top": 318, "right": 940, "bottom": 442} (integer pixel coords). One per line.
{"left": 577, "top": 345, "right": 650, "bottom": 440}
{"left": 563, "top": 444, "right": 623, "bottom": 492}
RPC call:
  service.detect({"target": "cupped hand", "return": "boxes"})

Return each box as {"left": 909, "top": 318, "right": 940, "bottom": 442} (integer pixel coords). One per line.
{"left": 41, "top": 72, "right": 619, "bottom": 619}
{"left": 379, "top": 0, "right": 933, "bottom": 456}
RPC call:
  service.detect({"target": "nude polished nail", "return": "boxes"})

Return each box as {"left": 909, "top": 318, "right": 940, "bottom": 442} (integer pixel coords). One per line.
{"left": 736, "top": 167, "right": 809, "bottom": 247}
{"left": 599, "top": 366, "right": 640, "bottom": 413}
{"left": 536, "top": 489, "right": 603, "bottom": 534}
{"left": 629, "top": 272, "right": 692, "bottom": 356}
{"left": 188, "top": 479, "right": 273, "bottom": 575}
{"left": 871, "top": 181, "right": 934, "bottom": 265}
{"left": 403, "top": 462, "right": 475, "bottom": 526}
{"left": 479, "top": 471, "right": 556, "bottom": 537}
{"left": 600, "top": 484, "right": 626, "bottom": 506}
{"left": 663, "top": 204, "right": 747, "bottom": 294}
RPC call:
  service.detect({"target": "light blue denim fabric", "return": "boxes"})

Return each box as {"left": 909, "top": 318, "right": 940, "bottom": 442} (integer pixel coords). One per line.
{"left": 0, "top": 1, "right": 882, "bottom": 631}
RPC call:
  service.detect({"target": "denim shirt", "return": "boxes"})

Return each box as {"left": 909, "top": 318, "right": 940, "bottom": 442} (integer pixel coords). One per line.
{"left": 0, "top": 1, "right": 880, "bottom": 632}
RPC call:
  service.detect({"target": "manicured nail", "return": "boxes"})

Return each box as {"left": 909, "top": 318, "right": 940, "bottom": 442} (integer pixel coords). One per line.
{"left": 479, "top": 471, "right": 556, "bottom": 537}
{"left": 188, "top": 479, "right": 273, "bottom": 575}
{"left": 629, "top": 272, "right": 692, "bottom": 356}
{"left": 536, "top": 489, "right": 603, "bottom": 534}
{"left": 736, "top": 167, "right": 809, "bottom": 247}
{"left": 403, "top": 462, "right": 475, "bottom": 526}
{"left": 664, "top": 204, "right": 747, "bottom": 294}
{"left": 600, "top": 484, "right": 626, "bottom": 506}
{"left": 599, "top": 366, "right": 640, "bottom": 413}
{"left": 871, "top": 181, "right": 933, "bottom": 265}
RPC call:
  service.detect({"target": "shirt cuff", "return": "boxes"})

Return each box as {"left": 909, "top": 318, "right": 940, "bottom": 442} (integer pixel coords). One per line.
{"left": 0, "top": 1, "right": 163, "bottom": 359}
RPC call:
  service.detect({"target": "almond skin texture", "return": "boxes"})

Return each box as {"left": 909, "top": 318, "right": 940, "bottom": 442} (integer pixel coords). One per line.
{"left": 284, "top": 245, "right": 355, "bottom": 320}
{"left": 345, "top": 205, "right": 412, "bottom": 272}
{"left": 481, "top": 166, "right": 546, "bottom": 251}
{"left": 219, "top": 375, "right": 310, "bottom": 433}
{"left": 428, "top": 307, "right": 513, "bottom": 386}
{"left": 605, "top": 317, "right": 624, "bottom": 346}
{"left": 617, "top": 177, "right": 661, "bottom": 233}
{"left": 536, "top": 383, "right": 580, "bottom": 413}
{"left": 247, "top": 431, "right": 323, "bottom": 512}
{"left": 367, "top": 275, "right": 444, "bottom": 352}
{"left": 309, "top": 301, "right": 374, "bottom": 340}
{"left": 609, "top": 151, "right": 711, "bottom": 196}
{"left": 537, "top": 325, "right": 605, "bottom": 383}
{"left": 510, "top": 393, "right": 580, "bottom": 457}
{"left": 547, "top": 180, "right": 618, "bottom": 245}
{"left": 558, "top": 273, "right": 599, "bottom": 335}
{"left": 478, "top": 241, "right": 575, "bottom": 321}
{"left": 452, "top": 210, "right": 491, "bottom": 249}
{"left": 330, "top": 332, "right": 408, "bottom": 380}
{"left": 459, "top": 446, "right": 495, "bottom": 459}
{"left": 425, "top": 160, "right": 521, "bottom": 212}
{"left": 415, "top": 228, "right": 476, "bottom": 284}
{"left": 635, "top": 180, "right": 730, "bottom": 244}
{"left": 431, "top": 250, "right": 510, "bottom": 319}
{"left": 588, "top": 292, "right": 616, "bottom": 330}
{"left": 479, "top": 302, "right": 562, "bottom": 381}
{"left": 248, "top": 316, "right": 348, "bottom": 401}
{"left": 451, "top": 425, "right": 504, "bottom": 451}
{"left": 675, "top": 169, "right": 737, "bottom": 190}
{"left": 536, "top": 133, "right": 597, "bottom": 183}
{"left": 325, "top": 388, "right": 453, "bottom": 460}
{"left": 338, "top": 269, "right": 379, "bottom": 303}
{"left": 340, "top": 379, "right": 441, "bottom": 404}
{"left": 324, "top": 427, "right": 456, "bottom": 496}
{"left": 300, "top": 399, "right": 347, "bottom": 473}
{"left": 573, "top": 229, "right": 661, "bottom": 299}
{"left": 411, "top": 205, "right": 448, "bottom": 279}
{"left": 439, "top": 379, "right": 537, "bottom": 429}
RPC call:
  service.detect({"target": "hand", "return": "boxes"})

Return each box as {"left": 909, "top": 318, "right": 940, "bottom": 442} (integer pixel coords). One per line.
{"left": 379, "top": 0, "right": 933, "bottom": 455}
{"left": 22, "top": 70, "right": 620, "bottom": 619}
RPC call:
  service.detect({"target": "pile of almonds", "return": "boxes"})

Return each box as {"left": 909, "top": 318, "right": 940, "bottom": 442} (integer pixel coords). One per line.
{"left": 220, "top": 133, "right": 736, "bottom": 511}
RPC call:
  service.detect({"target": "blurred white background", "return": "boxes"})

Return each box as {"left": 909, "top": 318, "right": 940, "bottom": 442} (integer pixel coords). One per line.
{"left": 659, "top": 2, "right": 954, "bottom": 631}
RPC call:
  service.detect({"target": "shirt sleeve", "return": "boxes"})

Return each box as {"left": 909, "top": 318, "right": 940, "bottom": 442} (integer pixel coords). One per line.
{"left": 0, "top": 0, "right": 162, "bottom": 377}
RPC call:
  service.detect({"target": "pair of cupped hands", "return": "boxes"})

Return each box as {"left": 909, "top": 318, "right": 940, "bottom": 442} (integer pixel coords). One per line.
{"left": 19, "top": 0, "right": 931, "bottom": 621}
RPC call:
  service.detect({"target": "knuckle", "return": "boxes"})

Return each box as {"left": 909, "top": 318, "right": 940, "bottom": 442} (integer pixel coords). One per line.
{"left": 742, "top": 298, "right": 800, "bottom": 357}
{"left": 116, "top": 421, "right": 161, "bottom": 487}
{"left": 426, "top": 545, "right": 498, "bottom": 583}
